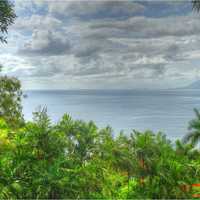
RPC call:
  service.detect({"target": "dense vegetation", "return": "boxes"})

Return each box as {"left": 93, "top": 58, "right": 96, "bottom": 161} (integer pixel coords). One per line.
{"left": 1, "top": 0, "right": 200, "bottom": 198}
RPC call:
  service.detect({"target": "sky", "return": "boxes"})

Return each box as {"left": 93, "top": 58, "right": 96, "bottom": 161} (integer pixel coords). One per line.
{"left": 1, "top": 0, "right": 200, "bottom": 90}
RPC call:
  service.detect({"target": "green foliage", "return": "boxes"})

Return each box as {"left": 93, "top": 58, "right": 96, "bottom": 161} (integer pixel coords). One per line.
{"left": 184, "top": 108, "right": 200, "bottom": 146}
{"left": 0, "top": 110, "right": 200, "bottom": 199}
{"left": 0, "top": 76, "right": 24, "bottom": 128}
{"left": 192, "top": 0, "right": 200, "bottom": 12}
{"left": 0, "top": 0, "right": 16, "bottom": 43}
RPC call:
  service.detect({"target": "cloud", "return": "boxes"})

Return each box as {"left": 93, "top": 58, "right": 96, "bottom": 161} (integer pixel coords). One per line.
{"left": 48, "top": 1, "right": 145, "bottom": 19}
{"left": 88, "top": 14, "right": 200, "bottom": 39}
{"left": 18, "top": 30, "right": 71, "bottom": 56}
{"left": 13, "top": 15, "right": 62, "bottom": 31}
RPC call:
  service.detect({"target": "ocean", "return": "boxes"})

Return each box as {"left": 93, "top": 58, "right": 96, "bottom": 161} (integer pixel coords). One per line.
{"left": 22, "top": 89, "right": 200, "bottom": 140}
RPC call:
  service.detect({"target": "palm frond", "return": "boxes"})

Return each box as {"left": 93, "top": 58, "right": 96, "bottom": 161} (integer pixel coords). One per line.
{"left": 192, "top": 0, "right": 200, "bottom": 12}
{"left": 183, "top": 131, "right": 200, "bottom": 146}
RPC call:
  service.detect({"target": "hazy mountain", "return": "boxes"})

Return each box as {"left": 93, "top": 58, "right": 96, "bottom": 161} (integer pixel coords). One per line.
{"left": 186, "top": 80, "right": 200, "bottom": 89}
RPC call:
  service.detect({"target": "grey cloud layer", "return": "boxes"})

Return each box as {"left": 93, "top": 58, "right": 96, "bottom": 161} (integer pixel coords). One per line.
{"left": 89, "top": 14, "right": 200, "bottom": 38}
{"left": 4, "top": 0, "right": 199, "bottom": 88}
{"left": 48, "top": 1, "right": 145, "bottom": 18}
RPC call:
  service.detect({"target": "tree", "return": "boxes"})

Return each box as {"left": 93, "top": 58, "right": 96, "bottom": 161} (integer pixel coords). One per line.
{"left": 0, "top": 1, "right": 22, "bottom": 127}
{"left": 184, "top": 108, "right": 200, "bottom": 146}
{"left": 175, "top": 139, "right": 199, "bottom": 159}
{"left": 128, "top": 131, "right": 195, "bottom": 199}
{"left": 0, "top": 76, "right": 24, "bottom": 127}
{"left": 0, "top": 0, "right": 16, "bottom": 43}
{"left": 192, "top": 0, "right": 200, "bottom": 12}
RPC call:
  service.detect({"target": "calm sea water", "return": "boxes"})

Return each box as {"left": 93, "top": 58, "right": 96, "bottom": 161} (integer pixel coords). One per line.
{"left": 22, "top": 89, "right": 200, "bottom": 140}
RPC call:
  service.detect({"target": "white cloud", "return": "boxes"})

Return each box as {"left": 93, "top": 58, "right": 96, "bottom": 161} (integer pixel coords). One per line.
{"left": 19, "top": 29, "right": 71, "bottom": 56}
{"left": 13, "top": 15, "right": 62, "bottom": 31}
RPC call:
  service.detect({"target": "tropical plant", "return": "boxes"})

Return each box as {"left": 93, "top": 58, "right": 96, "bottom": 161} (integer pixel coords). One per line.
{"left": 184, "top": 108, "right": 200, "bottom": 146}
{"left": 126, "top": 130, "right": 197, "bottom": 199}
{"left": 0, "top": 0, "right": 16, "bottom": 43}
{"left": 192, "top": 0, "right": 200, "bottom": 12}
{"left": 0, "top": 76, "right": 24, "bottom": 128}
{"left": 0, "top": 108, "right": 199, "bottom": 198}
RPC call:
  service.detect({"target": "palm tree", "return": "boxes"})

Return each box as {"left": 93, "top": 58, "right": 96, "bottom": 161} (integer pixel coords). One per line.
{"left": 175, "top": 139, "right": 199, "bottom": 159}
{"left": 184, "top": 108, "right": 200, "bottom": 146}
{"left": 192, "top": 0, "right": 200, "bottom": 12}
